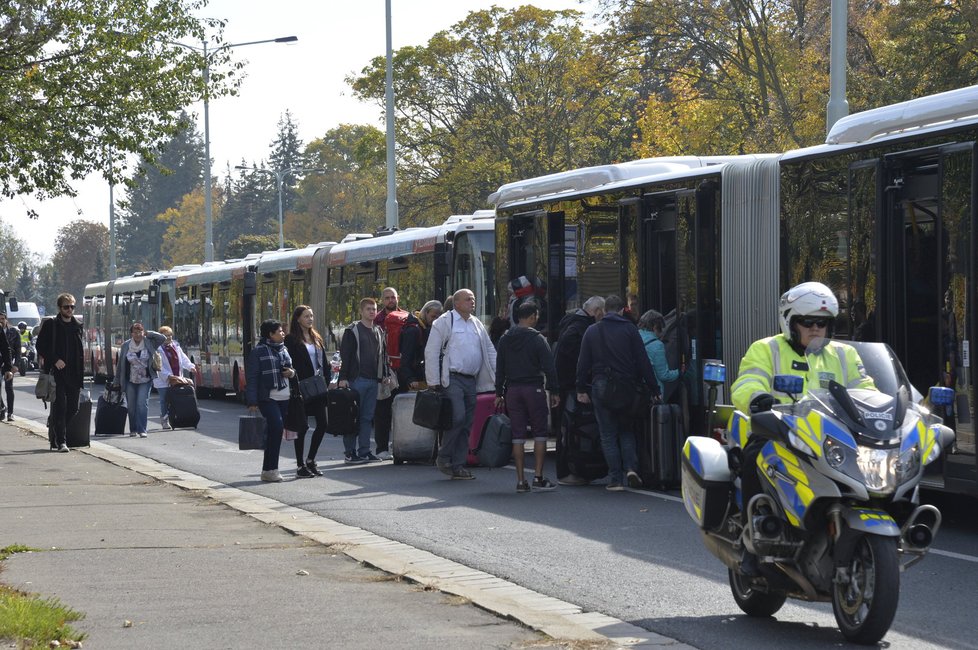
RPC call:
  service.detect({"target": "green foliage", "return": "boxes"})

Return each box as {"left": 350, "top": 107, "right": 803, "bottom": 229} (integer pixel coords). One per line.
{"left": 269, "top": 110, "right": 306, "bottom": 215}
{"left": 214, "top": 166, "right": 277, "bottom": 256}
{"left": 0, "top": 0, "right": 234, "bottom": 206}
{"left": 16, "top": 263, "right": 34, "bottom": 301}
{"left": 0, "top": 584, "right": 86, "bottom": 650}
{"left": 349, "top": 5, "right": 639, "bottom": 224}
{"left": 118, "top": 112, "right": 204, "bottom": 272}
{"left": 225, "top": 233, "right": 298, "bottom": 259}
{"left": 0, "top": 222, "right": 33, "bottom": 294}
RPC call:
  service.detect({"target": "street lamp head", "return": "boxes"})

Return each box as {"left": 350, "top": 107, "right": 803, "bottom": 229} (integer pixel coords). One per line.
{"left": 275, "top": 36, "right": 298, "bottom": 43}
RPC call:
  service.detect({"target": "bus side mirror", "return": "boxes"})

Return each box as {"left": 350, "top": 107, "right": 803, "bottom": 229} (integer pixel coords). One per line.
{"left": 8, "top": 297, "right": 18, "bottom": 312}
{"left": 148, "top": 284, "right": 159, "bottom": 305}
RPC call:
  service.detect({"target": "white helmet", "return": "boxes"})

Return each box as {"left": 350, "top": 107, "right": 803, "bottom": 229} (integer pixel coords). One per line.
{"left": 779, "top": 282, "right": 839, "bottom": 341}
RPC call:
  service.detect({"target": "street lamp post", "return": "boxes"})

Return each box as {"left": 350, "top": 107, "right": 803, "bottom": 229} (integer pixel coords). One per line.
{"left": 235, "top": 165, "right": 324, "bottom": 249}
{"left": 170, "top": 35, "right": 298, "bottom": 262}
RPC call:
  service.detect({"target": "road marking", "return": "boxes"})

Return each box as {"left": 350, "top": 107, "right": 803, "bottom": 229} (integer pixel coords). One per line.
{"left": 197, "top": 407, "right": 220, "bottom": 413}
{"left": 931, "top": 548, "right": 978, "bottom": 563}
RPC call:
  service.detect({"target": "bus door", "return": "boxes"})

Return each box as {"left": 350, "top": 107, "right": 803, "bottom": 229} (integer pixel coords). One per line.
{"left": 505, "top": 210, "right": 563, "bottom": 340}
{"left": 877, "top": 143, "right": 976, "bottom": 490}
{"left": 636, "top": 191, "right": 684, "bottom": 318}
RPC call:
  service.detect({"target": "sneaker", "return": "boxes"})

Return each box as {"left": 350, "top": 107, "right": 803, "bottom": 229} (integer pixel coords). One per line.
{"left": 606, "top": 482, "right": 624, "bottom": 492}
{"left": 344, "top": 454, "right": 368, "bottom": 465}
{"left": 260, "top": 469, "right": 283, "bottom": 482}
{"left": 58, "top": 443, "right": 69, "bottom": 453}
{"left": 376, "top": 450, "right": 393, "bottom": 461}
{"left": 305, "top": 459, "right": 323, "bottom": 476}
{"left": 516, "top": 481, "right": 531, "bottom": 493}
{"left": 626, "top": 470, "right": 643, "bottom": 489}
{"left": 435, "top": 457, "right": 453, "bottom": 476}
{"left": 557, "top": 474, "right": 589, "bottom": 487}
{"left": 129, "top": 432, "right": 137, "bottom": 437}
{"left": 138, "top": 432, "right": 148, "bottom": 438}
{"left": 6, "top": 414, "right": 13, "bottom": 422}
{"left": 361, "top": 452, "right": 381, "bottom": 462}
{"left": 161, "top": 416, "right": 169, "bottom": 430}
{"left": 295, "top": 465, "right": 315, "bottom": 479}
{"left": 451, "top": 468, "right": 476, "bottom": 480}
{"left": 532, "top": 476, "right": 557, "bottom": 491}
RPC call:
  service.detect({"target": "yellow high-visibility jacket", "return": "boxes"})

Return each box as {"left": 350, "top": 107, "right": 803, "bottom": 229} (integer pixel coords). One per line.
{"left": 731, "top": 334, "right": 875, "bottom": 413}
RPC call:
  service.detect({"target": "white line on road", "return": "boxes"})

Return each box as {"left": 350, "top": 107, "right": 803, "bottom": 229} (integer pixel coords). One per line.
{"left": 930, "top": 548, "right": 978, "bottom": 563}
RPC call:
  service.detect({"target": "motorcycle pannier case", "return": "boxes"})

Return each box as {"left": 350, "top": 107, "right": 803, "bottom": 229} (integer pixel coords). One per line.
{"left": 680, "top": 436, "right": 731, "bottom": 531}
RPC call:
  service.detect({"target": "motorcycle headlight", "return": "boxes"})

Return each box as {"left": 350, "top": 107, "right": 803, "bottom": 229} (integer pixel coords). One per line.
{"left": 895, "top": 445, "right": 921, "bottom": 483}
{"left": 824, "top": 437, "right": 846, "bottom": 468}
{"left": 856, "top": 447, "right": 899, "bottom": 494}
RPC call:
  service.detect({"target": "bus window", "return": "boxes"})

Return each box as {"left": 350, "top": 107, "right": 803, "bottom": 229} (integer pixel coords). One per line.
{"left": 454, "top": 230, "right": 495, "bottom": 326}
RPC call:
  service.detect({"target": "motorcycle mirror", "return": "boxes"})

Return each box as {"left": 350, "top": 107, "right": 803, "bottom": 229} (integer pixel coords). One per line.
{"left": 929, "top": 386, "right": 954, "bottom": 407}
{"left": 939, "top": 425, "right": 956, "bottom": 452}
{"left": 8, "top": 297, "right": 17, "bottom": 312}
{"left": 773, "top": 374, "right": 804, "bottom": 396}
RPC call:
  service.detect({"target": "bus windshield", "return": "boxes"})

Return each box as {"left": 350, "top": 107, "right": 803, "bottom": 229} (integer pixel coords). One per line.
{"left": 454, "top": 230, "right": 495, "bottom": 326}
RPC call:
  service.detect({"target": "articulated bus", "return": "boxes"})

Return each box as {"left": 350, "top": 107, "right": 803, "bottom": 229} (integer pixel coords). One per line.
{"left": 83, "top": 212, "right": 496, "bottom": 398}
{"left": 492, "top": 84, "right": 978, "bottom": 495}
{"left": 83, "top": 271, "right": 178, "bottom": 381}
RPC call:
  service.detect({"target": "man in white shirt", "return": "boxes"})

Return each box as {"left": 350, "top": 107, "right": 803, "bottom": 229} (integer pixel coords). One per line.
{"left": 424, "top": 288, "right": 496, "bottom": 479}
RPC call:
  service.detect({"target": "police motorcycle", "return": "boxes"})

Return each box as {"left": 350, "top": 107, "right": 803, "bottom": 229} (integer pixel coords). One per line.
{"left": 681, "top": 341, "right": 955, "bottom": 645}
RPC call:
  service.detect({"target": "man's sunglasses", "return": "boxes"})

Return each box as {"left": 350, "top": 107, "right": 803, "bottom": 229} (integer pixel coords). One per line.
{"left": 60, "top": 304, "right": 76, "bottom": 311}
{"left": 797, "top": 317, "right": 829, "bottom": 329}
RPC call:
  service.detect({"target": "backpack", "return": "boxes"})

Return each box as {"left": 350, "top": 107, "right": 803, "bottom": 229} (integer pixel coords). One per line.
{"left": 384, "top": 309, "right": 416, "bottom": 370}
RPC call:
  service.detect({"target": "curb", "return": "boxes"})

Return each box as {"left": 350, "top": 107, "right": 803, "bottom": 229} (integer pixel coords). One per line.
{"left": 16, "top": 420, "right": 695, "bottom": 649}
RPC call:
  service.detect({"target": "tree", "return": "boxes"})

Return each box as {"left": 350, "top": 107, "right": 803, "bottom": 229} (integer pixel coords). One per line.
{"left": 33, "top": 262, "right": 59, "bottom": 314}
{"left": 349, "top": 6, "right": 639, "bottom": 223}
{"left": 51, "top": 221, "right": 109, "bottom": 309}
{"left": 214, "top": 164, "right": 277, "bottom": 257}
{"left": 118, "top": 112, "right": 204, "bottom": 271}
{"left": 16, "top": 263, "right": 34, "bottom": 302}
{"left": 158, "top": 186, "right": 219, "bottom": 267}
{"left": 225, "top": 234, "right": 298, "bottom": 259}
{"left": 0, "top": 222, "right": 33, "bottom": 294}
{"left": 269, "top": 111, "right": 305, "bottom": 215}
{"left": 0, "top": 1, "right": 238, "bottom": 208}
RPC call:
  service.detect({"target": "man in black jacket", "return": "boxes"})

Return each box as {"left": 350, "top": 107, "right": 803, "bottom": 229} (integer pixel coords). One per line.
{"left": 576, "top": 295, "right": 659, "bottom": 491}
{"left": 553, "top": 296, "right": 604, "bottom": 485}
{"left": 0, "top": 312, "right": 20, "bottom": 420}
{"left": 36, "top": 293, "right": 84, "bottom": 452}
{"left": 495, "top": 300, "right": 559, "bottom": 493}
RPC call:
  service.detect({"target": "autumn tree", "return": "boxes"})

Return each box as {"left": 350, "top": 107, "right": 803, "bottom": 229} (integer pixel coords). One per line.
{"left": 0, "top": 1, "right": 237, "bottom": 209}
{"left": 350, "top": 6, "right": 639, "bottom": 223}
{"left": 158, "top": 185, "right": 221, "bottom": 267}
{"left": 52, "top": 221, "right": 109, "bottom": 307}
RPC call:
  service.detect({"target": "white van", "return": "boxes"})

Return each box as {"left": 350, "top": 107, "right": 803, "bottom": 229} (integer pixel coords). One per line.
{"left": 5, "top": 301, "right": 42, "bottom": 328}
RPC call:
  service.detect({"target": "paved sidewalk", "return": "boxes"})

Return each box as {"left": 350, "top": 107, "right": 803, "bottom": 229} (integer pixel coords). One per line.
{"left": 0, "top": 425, "right": 556, "bottom": 649}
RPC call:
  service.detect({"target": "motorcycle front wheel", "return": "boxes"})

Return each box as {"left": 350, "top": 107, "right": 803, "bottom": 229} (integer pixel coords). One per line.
{"left": 832, "top": 534, "right": 899, "bottom": 645}
{"left": 729, "top": 569, "right": 787, "bottom": 617}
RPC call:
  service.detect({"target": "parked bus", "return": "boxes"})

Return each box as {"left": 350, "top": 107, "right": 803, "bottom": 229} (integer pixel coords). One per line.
{"left": 491, "top": 83, "right": 978, "bottom": 495}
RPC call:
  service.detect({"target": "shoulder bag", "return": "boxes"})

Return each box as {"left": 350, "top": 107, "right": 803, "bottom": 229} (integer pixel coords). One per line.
{"left": 35, "top": 370, "right": 57, "bottom": 404}
{"left": 298, "top": 372, "right": 328, "bottom": 403}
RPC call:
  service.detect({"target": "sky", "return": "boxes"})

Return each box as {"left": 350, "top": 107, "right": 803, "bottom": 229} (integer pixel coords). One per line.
{"left": 1, "top": 0, "right": 598, "bottom": 261}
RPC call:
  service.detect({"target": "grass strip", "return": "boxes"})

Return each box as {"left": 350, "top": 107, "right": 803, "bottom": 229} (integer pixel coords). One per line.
{"left": 0, "top": 545, "right": 86, "bottom": 649}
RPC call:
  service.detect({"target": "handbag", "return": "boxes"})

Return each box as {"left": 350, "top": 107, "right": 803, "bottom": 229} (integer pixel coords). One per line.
{"left": 152, "top": 350, "right": 162, "bottom": 371}
{"left": 413, "top": 388, "right": 453, "bottom": 430}
{"left": 377, "top": 364, "right": 398, "bottom": 401}
{"left": 238, "top": 413, "right": 267, "bottom": 450}
{"left": 283, "top": 428, "right": 299, "bottom": 441}
{"left": 35, "top": 370, "right": 57, "bottom": 403}
{"left": 298, "top": 373, "right": 328, "bottom": 403}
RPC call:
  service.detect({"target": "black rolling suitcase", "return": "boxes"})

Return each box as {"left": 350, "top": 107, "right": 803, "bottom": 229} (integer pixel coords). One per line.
{"left": 66, "top": 391, "right": 93, "bottom": 448}
{"left": 561, "top": 399, "right": 608, "bottom": 481}
{"left": 326, "top": 387, "right": 359, "bottom": 437}
{"left": 95, "top": 386, "right": 128, "bottom": 436}
{"left": 166, "top": 384, "right": 201, "bottom": 429}
{"left": 638, "top": 403, "right": 683, "bottom": 489}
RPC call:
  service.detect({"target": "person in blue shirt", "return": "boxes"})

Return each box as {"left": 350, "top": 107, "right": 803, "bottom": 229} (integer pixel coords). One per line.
{"left": 637, "top": 310, "right": 681, "bottom": 397}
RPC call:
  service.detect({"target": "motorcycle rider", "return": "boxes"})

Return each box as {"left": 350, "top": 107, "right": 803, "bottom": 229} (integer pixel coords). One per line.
{"left": 731, "top": 282, "right": 875, "bottom": 573}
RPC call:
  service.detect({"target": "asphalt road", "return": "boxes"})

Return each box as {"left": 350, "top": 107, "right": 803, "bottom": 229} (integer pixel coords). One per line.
{"left": 11, "top": 374, "right": 978, "bottom": 649}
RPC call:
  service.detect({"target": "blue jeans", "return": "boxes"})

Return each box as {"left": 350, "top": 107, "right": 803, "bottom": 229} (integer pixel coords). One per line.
{"left": 125, "top": 381, "right": 152, "bottom": 434}
{"left": 348, "top": 377, "right": 378, "bottom": 457}
{"left": 258, "top": 398, "right": 289, "bottom": 471}
{"left": 439, "top": 373, "right": 477, "bottom": 469}
{"left": 158, "top": 386, "right": 169, "bottom": 418}
{"left": 590, "top": 376, "right": 638, "bottom": 484}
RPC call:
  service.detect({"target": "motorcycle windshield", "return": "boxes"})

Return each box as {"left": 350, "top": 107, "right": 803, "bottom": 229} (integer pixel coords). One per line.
{"left": 801, "top": 340, "right": 913, "bottom": 441}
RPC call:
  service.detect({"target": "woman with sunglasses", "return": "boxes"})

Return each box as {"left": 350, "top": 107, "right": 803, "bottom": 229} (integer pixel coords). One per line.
{"left": 730, "top": 282, "right": 876, "bottom": 576}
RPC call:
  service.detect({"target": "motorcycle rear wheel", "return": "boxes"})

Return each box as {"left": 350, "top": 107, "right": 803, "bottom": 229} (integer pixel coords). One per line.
{"left": 832, "top": 535, "right": 899, "bottom": 645}
{"left": 729, "top": 569, "right": 787, "bottom": 617}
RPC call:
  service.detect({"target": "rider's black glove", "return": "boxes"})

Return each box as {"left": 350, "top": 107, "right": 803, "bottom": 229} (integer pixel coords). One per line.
{"left": 750, "top": 393, "right": 776, "bottom": 413}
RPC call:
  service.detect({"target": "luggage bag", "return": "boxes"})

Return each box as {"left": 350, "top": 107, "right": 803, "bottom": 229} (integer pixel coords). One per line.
{"left": 165, "top": 383, "right": 201, "bottom": 429}
{"left": 391, "top": 392, "right": 438, "bottom": 464}
{"left": 412, "top": 388, "right": 452, "bottom": 430}
{"left": 560, "top": 399, "right": 608, "bottom": 481}
{"left": 326, "top": 387, "right": 359, "bottom": 437}
{"left": 638, "top": 403, "right": 683, "bottom": 489}
{"left": 466, "top": 392, "right": 497, "bottom": 465}
{"left": 66, "top": 391, "right": 93, "bottom": 448}
{"left": 472, "top": 412, "right": 513, "bottom": 468}
{"left": 95, "top": 386, "right": 128, "bottom": 436}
